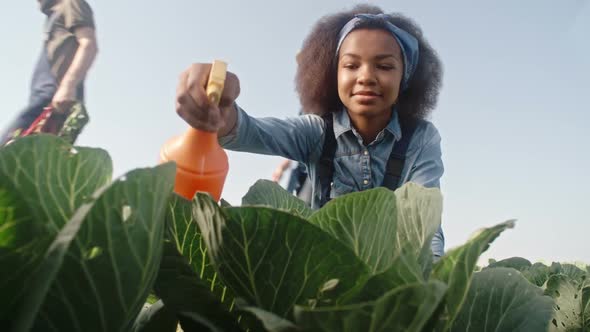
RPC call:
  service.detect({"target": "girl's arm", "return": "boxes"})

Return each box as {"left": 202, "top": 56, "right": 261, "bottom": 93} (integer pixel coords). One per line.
{"left": 405, "top": 122, "right": 445, "bottom": 259}
{"left": 406, "top": 123, "right": 444, "bottom": 188}
{"left": 219, "top": 105, "right": 324, "bottom": 164}
{"left": 175, "top": 63, "right": 324, "bottom": 163}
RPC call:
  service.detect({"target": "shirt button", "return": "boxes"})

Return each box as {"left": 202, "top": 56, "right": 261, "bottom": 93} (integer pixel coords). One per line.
{"left": 363, "top": 150, "right": 369, "bottom": 155}
{"left": 363, "top": 179, "right": 369, "bottom": 185}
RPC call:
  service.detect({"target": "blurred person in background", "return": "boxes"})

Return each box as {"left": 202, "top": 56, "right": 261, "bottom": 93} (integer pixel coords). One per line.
{"left": 1, "top": 0, "right": 98, "bottom": 144}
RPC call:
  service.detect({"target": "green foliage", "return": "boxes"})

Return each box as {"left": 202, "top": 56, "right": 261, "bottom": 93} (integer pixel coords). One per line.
{"left": 486, "top": 258, "right": 590, "bottom": 331}
{"left": 450, "top": 268, "right": 554, "bottom": 332}
{"left": 431, "top": 220, "right": 516, "bottom": 330}
{"left": 132, "top": 300, "right": 178, "bottom": 332}
{"left": 1, "top": 136, "right": 174, "bottom": 331}
{"left": 1, "top": 136, "right": 572, "bottom": 332}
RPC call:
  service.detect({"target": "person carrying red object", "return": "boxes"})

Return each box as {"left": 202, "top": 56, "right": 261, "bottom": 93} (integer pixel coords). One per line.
{"left": 1, "top": 0, "right": 98, "bottom": 145}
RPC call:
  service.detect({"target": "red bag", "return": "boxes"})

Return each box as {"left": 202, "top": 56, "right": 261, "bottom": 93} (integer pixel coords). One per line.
{"left": 21, "top": 106, "right": 67, "bottom": 136}
{"left": 5, "top": 103, "right": 88, "bottom": 146}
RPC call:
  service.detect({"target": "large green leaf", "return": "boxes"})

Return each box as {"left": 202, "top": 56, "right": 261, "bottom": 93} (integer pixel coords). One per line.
{"left": 583, "top": 279, "right": 590, "bottom": 331}
{"left": 544, "top": 274, "right": 590, "bottom": 331}
{"left": 450, "top": 267, "right": 554, "bottom": 332}
{"left": 309, "top": 183, "right": 442, "bottom": 275}
{"left": 486, "top": 257, "right": 552, "bottom": 287}
{"left": 294, "top": 280, "right": 447, "bottom": 332}
{"left": 0, "top": 180, "right": 36, "bottom": 248}
{"left": 393, "top": 182, "right": 443, "bottom": 274}
{"left": 346, "top": 252, "right": 425, "bottom": 303}
{"left": 0, "top": 134, "right": 112, "bottom": 233}
{"left": 485, "top": 259, "right": 552, "bottom": 288}
{"left": 237, "top": 305, "right": 300, "bottom": 332}
{"left": 0, "top": 177, "right": 43, "bottom": 326}
{"left": 309, "top": 188, "right": 398, "bottom": 275}
{"left": 487, "top": 256, "right": 532, "bottom": 270}
{"left": 13, "top": 163, "right": 175, "bottom": 332}
{"left": 165, "top": 194, "right": 230, "bottom": 304}
{"left": 132, "top": 300, "right": 178, "bottom": 332}
{"left": 551, "top": 263, "right": 588, "bottom": 286}
{"left": 153, "top": 239, "right": 243, "bottom": 332}
{"left": 193, "top": 193, "right": 369, "bottom": 319}
{"left": 242, "top": 179, "right": 313, "bottom": 219}
{"left": 431, "top": 220, "right": 515, "bottom": 331}
{"left": 522, "top": 262, "right": 551, "bottom": 287}
{"left": 0, "top": 135, "right": 111, "bottom": 325}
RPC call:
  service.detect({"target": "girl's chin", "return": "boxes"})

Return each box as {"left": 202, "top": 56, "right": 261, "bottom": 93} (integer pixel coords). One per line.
{"left": 346, "top": 104, "right": 390, "bottom": 117}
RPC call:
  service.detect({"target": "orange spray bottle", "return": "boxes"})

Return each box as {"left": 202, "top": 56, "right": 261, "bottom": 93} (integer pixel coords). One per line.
{"left": 159, "top": 60, "right": 229, "bottom": 201}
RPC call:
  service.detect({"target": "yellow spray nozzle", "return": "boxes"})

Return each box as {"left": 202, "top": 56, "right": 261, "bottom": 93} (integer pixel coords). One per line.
{"left": 206, "top": 60, "right": 227, "bottom": 106}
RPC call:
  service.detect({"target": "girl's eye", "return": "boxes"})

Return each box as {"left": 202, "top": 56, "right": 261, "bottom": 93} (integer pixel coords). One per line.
{"left": 343, "top": 63, "right": 359, "bottom": 69}
{"left": 377, "top": 64, "right": 395, "bottom": 70}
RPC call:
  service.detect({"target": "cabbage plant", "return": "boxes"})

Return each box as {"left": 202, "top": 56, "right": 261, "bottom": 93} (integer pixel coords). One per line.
{"left": 0, "top": 135, "right": 564, "bottom": 332}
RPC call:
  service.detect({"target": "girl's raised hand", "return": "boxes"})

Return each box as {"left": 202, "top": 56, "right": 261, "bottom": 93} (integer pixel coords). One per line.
{"left": 176, "top": 63, "right": 240, "bottom": 134}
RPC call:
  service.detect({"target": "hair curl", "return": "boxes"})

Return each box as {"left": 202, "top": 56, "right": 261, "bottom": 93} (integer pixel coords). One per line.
{"left": 295, "top": 4, "right": 443, "bottom": 122}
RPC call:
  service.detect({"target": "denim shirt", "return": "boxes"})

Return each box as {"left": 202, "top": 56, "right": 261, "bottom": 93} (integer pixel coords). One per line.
{"left": 220, "top": 105, "right": 445, "bottom": 258}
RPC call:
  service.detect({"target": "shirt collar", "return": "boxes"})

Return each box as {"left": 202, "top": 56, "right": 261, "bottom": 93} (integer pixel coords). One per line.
{"left": 332, "top": 107, "right": 402, "bottom": 141}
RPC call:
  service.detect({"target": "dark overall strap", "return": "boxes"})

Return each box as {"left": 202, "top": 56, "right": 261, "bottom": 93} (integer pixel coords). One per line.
{"left": 381, "top": 119, "right": 418, "bottom": 190}
{"left": 318, "top": 113, "right": 337, "bottom": 207}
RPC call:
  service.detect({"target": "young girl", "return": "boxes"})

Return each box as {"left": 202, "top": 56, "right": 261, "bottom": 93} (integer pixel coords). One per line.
{"left": 175, "top": 4, "right": 445, "bottom": 258}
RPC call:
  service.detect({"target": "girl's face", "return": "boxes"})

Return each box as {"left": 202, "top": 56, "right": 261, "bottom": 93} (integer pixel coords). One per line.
{"left": 337, "top": 29, "right": 403, "bottom": 119}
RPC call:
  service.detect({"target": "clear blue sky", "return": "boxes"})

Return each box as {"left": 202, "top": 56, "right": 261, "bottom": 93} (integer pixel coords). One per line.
{"left": 1, "top": 1, "right": 588, "bottom": 264}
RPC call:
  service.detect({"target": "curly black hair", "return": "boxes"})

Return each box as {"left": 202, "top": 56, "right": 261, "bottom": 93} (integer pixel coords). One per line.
{"left": 295, "top": 4, "right": 443, "bottom": 122}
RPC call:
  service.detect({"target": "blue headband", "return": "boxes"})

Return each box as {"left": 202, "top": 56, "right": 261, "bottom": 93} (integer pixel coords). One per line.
{"left": 336, "top": 14, "right": 419, "bottom": 91}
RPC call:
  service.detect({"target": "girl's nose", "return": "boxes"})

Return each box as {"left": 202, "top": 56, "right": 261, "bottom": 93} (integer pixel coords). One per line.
{"left": 357, "top": 65, "right": 377, "bottom": 85}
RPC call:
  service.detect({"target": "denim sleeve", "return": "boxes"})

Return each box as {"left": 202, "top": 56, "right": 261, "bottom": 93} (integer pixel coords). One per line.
{"left": 407, "top": 122, "right": 445, "bottom": 259}
{"left": 431, "top": 225, "right": 445, "bottom": 260}
{"left": 407, "top": 123, "right": 444, "bottom": 188}
{"left": 219, "top": 105, "right": 324, "bottom": 163}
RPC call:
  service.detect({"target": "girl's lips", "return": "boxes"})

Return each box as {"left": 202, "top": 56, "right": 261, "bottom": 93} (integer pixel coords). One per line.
{"left": 353, "top": 91, "right": 381, "bottom": 96}
{"left": 353, "top": 93, "right": 381, "bottom": 102}
{"left": 353, "top": 95, "right": 381, "bottom": 105}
